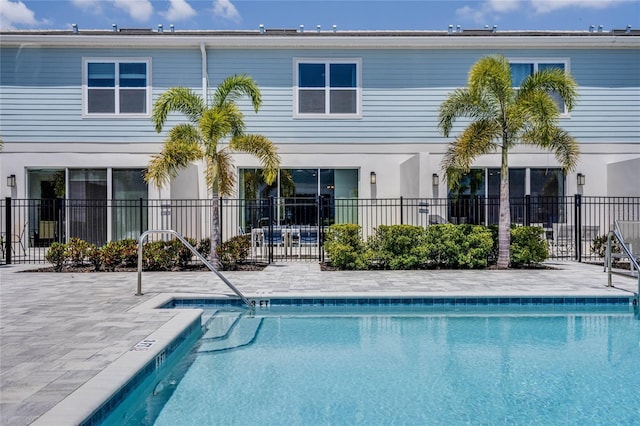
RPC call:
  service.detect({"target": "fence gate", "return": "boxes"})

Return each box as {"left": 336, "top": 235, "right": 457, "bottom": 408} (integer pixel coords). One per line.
{"left": 230, "top": 197, "right": 325, "bottom": 263}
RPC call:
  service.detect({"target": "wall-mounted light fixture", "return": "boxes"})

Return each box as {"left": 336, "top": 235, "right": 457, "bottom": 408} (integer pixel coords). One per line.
{"left": 7, "top": 174, "right": 16, "bottom": 187}
{"left": 370, "top": 171, "right": 377, "bottom": 185}
{"left": 432, "top": 173, "right": 439, "bottom": 186}
{"left": 577, "top": 173, "right": 585, "bottom": 186}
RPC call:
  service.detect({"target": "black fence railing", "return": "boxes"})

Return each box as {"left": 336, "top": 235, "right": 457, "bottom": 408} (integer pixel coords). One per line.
{"left": 2, "top": 195, "right": 639, "bottom": 265}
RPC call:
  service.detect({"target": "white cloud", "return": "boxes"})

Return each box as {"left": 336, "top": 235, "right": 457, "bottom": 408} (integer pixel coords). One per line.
{"left": 487, "top": 0, "right": 521, "bottom": 13}
{"left": 0, "top": 0, "right": 38, "bottom": 29}
{"left": 455, "top": 5, "right": 487, "bottom": 24}
{"left": 457, "top": 0, "right": 635, "bottom": 23}
{"left": 113, "top": 0, "right": 154, "bottom": 22}
{"left": 69, "top": 0, "right": 102, "bottom": 12}
{"left": 530, "top": 0, "right": 622, "bottom": 14}
{"left": 162, "top": 0, "right": 197, "bottom": 21}
{"left": 213, "top": 0, "right": 240, "bottom": 22}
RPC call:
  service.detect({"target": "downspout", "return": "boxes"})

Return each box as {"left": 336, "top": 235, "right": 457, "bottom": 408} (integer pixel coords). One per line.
{"left": 200, "top": 42, "right": 208, "bottom": 106}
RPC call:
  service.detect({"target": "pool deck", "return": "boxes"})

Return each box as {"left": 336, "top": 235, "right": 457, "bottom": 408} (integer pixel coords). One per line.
{"left": 0, "top": 261, "right": 637, "bottom": 425}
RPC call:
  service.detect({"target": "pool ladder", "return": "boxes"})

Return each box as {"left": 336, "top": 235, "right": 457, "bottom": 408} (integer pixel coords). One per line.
{"left": 136, "top": 229, "right": 253, "bottom": 308}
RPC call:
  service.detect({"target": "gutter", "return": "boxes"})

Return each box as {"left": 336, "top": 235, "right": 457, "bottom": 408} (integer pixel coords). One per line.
{"left": 2, "top": 34, "right": 639, "bottom": 50}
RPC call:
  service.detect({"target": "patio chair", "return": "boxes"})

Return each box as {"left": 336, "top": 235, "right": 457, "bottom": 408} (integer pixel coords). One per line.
{"left": 262, "top": 226, "right": 284, "bottom": 246}
{"left": 551, "top": 223, "right": 574, "bottom": 257}
{"left": 261, "top": 226, "right": 285, "bottom": 258}
{"left": 299, "top": 226, "right": 318, "bottom": 245}
{"left": 12, "top": 221, "right": 29, "bottom": 256}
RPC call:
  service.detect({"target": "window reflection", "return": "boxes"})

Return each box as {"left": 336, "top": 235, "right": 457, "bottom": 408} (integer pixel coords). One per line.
{"left": 239, "top": 168, "right": 358, "bottom": 228}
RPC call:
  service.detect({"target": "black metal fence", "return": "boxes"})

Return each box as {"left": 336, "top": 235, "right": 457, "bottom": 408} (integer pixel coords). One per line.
{"left": 2, "top": 195, "right": 639, "bottom": 265}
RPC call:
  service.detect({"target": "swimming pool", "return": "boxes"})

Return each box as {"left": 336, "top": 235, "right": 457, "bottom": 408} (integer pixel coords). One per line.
{"left": 105, "top": 301, "right": 640, "bottom": 425}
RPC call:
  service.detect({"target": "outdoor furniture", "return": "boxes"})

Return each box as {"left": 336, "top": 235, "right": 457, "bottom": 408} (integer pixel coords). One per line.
{"left": 299, "top": 226, "right": 318, "bottom": 245}
{"left": 551, "top": 223, "right": 574, "bottom": 257}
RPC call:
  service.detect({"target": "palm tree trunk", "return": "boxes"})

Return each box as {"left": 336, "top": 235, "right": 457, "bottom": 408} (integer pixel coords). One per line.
{"left": 497, "top": 145, "right": 511, "bottom": 268}
{"left": 210, "top": 192, "right": 222, "bottom": 269}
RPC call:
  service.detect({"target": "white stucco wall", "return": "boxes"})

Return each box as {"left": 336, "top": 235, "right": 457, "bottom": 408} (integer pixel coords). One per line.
{"left": 607, "top": 157, "right": 640, "bottom": 197}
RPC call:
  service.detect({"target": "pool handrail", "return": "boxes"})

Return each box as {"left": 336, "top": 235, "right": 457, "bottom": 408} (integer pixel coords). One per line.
{"left": 136, "top": 229, "right": 253, "bottom": 308}
{"left": 606, "top": 221, "right": 640, "bottom": 310}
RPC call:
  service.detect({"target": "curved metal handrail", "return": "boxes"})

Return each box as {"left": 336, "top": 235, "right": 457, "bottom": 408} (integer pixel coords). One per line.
{"left": 606, "top": 226, "right": 640, "bottom": 312}
{"left": 136, "top": 229, "right": 252, "bottom": 308}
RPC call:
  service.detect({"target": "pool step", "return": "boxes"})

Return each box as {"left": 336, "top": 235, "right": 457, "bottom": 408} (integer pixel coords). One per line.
{"left": 201, "top": 312, "right": 242, "bottom": 340}
{"left": 200, "top": 309, "right": 219, "bottom": 327}
{"left": 198, "top": 317, "right": 263, "bottom": 353}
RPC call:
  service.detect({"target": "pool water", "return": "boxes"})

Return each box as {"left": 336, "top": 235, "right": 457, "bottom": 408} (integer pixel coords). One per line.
{"left": 117, "top": 306, "right": 640, "bottom": 425}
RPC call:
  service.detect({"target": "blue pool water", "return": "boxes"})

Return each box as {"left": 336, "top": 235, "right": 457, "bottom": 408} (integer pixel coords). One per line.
{"left": 112, "top": 305, "right": 640, "bottom": 425}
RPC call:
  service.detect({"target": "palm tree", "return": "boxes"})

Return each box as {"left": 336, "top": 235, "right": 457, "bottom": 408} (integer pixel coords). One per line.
{"left": 438, "top": 54, "right": 579, "bottom": 268}
{"left": 146, "top": 74, "right": 280, "bottom": 266}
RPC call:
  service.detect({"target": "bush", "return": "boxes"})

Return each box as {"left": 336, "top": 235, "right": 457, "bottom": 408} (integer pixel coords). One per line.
{"left": 509, "top": 226, "right": 549, "bottom": 267}
{"left": 100, "top": 241, "right": 123, "bottom": 271}
{"left": 197, "top": 238, "right": 211, "bottom": 259}
{"left": 324, "top": 224, "right": 367, "bottom": 270}
{"left": 86, "top": 244, "right": 103, "bottom": 271}
{"left": 423, "top": 224, "right": 493, "bottom": 268}
{"left": 459, "top": 225, "right": 494, "bottom": 268}
{"left": 169, "top": 237, "right": 197, "bottom": 268}
{"left": 66, "top": 237, "right": 91, "bottom": 266}
{"left": 367, "top": 225, "right": 425, "bottom": 269}
{"left": 142, "top": 240, "right": 177, "bottom": 271}
{"left": 591, "top": 234, "right": 621, "bottom": 260}
{"left": 119, "top": 239, "right": 139, "bottom": 267}
{"left": 45, "top": 242, "right": 67, "bottom": 272}
{"left": 217, "top": 235, "right": 251, "bottom": 270}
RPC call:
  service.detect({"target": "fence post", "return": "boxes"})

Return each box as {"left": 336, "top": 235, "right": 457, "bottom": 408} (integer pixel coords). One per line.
{"left": 219, "top": 197, "right": 224, "bottom": 242}
{"left": 56, "top": 197, "right": 64, "bottom": 243}
{"left": 318, "top": 195, "right": 324, "bottom": 262}
{"left": 575, "top": 194, "right": 582, "bottom": 262}
{"left": 139, "top": 198, "right": 144, "bottom": 237}
{"left": 400, "top": 196, "right": 404, "bottom": 225}
{"left": 268, "top": 196, "right": 274, "bottom": 263}
{"left": 524, "top": 195, "right": 531, "bottom": 226}
{"left": 5, "top": 197, "right": 11, "bottom": 264}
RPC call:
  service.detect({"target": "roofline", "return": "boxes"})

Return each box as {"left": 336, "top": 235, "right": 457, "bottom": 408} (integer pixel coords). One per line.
{"left": 1, "top": 30, "right": 639, "bottom": 49}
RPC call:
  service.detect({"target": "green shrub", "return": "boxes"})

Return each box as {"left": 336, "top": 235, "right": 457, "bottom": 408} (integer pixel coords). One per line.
{"left": 45, "top": 242, "right": 67, "bottom": 272}
{"left": 118, "top": 239, "right": 139, "bottom": 267}
{"left": 591, "top": 234, "right": 621, "bottom": 260}
{"left": 367, "top": 225, "right": 425, "bottom": 269}
{"left": 423, "top": 224, "right": 493, "bottom": 268}
{"left": 142, "top": 240, "right": 177, "bottom": 271}
{"left": 197, "top": 238, "right": 211, "bottom": 258}
{"left": 460, "top": 224, "right": 494, "bottom": 268}
{"left": 169, "top": 237, "right": 197, "bottom": 268}
{"left": 423, "top": 224, "right": 464, "bottom": 268}
{"left": 86, "top": 244, "right": 103, "bottom": 271}
{"left": 217, "top": 235, "right": 251, "bottom": 270}
{"left": 100, "top": 241, "right": 123, "bottom": 271}
{"left": 324, "top": 224, "right": 367, "bottom": 270}
{"left": 509, "top": 226, "right": 549, "bottom": 267}
{"left": 66, "top": 237, "right": 91, "bottom": 266}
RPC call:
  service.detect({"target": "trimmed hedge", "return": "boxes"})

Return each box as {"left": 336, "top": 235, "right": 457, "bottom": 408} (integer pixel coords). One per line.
{"left": 324, "top": 223, "right": 547, "bottom": 270}
{"left": 44, "top": 236, "right": 250, "bottom": 271}
{"left": 324, "top": 224, "right": 367, "bottom": 270}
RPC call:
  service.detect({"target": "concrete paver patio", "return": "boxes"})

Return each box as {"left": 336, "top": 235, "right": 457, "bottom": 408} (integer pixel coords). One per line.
{"left": 0, "top": 261, "right": 637, "bottom": 425}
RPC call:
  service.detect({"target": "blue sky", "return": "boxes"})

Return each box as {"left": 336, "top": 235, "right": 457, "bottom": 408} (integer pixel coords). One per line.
{"left": 1, "top": 0, "right": 639, "bottom": 32}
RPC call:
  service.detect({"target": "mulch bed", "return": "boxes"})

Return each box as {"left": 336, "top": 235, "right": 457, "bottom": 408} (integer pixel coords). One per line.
{"left": 21, "top": 263, "right": 267, "bottom": 273}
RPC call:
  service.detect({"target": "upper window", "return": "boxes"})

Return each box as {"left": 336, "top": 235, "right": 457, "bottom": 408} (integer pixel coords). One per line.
{"left": 294, "top": 59, "right": 361, "bottom": 118}
{"left": 83, "top": 58, "right": 151, "bottom": 116}
{"left": 509, "top": 59, "right": 569, "bottom": 115}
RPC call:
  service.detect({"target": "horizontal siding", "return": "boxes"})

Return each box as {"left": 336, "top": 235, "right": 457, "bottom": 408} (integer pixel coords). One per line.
{"left": 0, "top": 46, "right": 638, "bottom": 145}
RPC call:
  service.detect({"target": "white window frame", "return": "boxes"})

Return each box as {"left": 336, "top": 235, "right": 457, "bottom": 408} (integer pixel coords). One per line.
{"left": 293, "top": 58, "right": 362, "bottom": 119}
{"left": 82, "top": 57, "right": 152, "bottom": 118}
{"left": 508, "top": 57, "right": 571, "bottom": 117}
